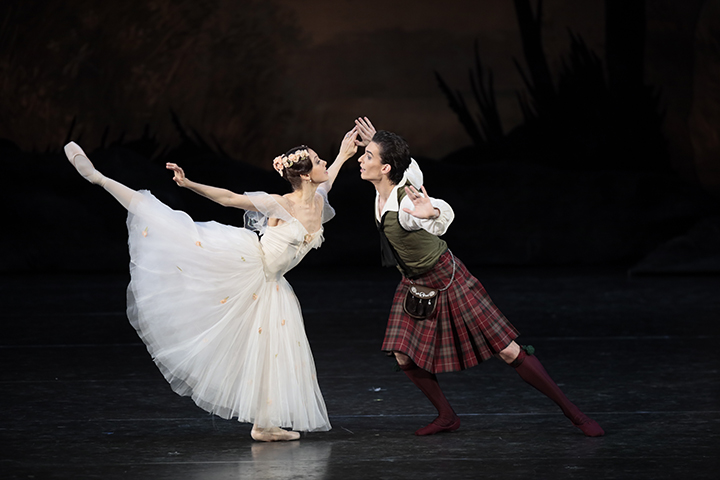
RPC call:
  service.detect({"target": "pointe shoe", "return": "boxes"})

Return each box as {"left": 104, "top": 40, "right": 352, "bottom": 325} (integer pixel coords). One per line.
{"left": 251, "top": 425, "right": 301, "bottom": 442}
{"left": 64, "top": 141, "right": 105, "bottom": 185}
{"left": 64, "top": 141, "right": 86, "bottom": 161}
{"left": 414, "top": 416, "right": 461, "bottom": 436}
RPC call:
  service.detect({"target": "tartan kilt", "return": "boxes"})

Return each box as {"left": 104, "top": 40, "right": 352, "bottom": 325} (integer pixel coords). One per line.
{"left": 381, "top": 250, "right": 519, "bottom": 373}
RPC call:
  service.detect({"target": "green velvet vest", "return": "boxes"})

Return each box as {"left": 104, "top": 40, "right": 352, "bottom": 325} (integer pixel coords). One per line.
{"left": 376, "top": 185, "right": 447, "bottom": 278}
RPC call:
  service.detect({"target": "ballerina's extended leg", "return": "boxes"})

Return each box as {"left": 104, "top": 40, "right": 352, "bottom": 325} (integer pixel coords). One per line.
{"left": 64, "top": 141, "right": 137, "bottom": 210}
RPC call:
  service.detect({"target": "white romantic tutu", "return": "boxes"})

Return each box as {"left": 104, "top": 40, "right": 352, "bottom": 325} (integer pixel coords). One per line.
{"left": 124, "top": 189, "right": 333, "bottom": 432}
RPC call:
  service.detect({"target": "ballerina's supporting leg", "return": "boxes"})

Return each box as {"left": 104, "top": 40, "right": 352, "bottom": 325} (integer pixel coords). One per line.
{"left": 64, "top": 141, "right": 137, "bottom": 211}
{"left": 250, "top": 425, "right": 300, "bottom": 442}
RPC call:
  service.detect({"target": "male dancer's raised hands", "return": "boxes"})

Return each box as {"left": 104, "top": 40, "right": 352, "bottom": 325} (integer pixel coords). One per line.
{"left": 354, "top": 117, "right": 376, "bottom": 147}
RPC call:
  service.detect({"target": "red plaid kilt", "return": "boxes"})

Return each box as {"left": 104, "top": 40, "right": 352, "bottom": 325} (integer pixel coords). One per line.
{"left": 381, "top": 251, "right": 519, "bottom": 373}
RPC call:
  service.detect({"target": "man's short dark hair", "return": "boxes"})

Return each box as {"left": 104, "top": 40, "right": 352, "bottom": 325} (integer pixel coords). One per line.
{"left": 372, "top": 130, "right": 411, "bottom": 185}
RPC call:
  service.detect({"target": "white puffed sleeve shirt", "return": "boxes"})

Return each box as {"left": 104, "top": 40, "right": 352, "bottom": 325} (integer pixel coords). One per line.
{"left": 375, "top": 184, "right": 455, "bottom": 236}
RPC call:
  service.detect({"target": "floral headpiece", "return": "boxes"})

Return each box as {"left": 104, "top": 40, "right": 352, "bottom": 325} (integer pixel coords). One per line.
{"left": 272, "top": 148, "right": 310, "bottom": 176}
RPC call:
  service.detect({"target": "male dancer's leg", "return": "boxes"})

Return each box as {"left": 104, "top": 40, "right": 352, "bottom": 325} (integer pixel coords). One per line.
{"left": 395, "top": 352, "right": 461, "bottom": 436}
{"left": 499, "top": 341, "right": 604, "bottom": 437}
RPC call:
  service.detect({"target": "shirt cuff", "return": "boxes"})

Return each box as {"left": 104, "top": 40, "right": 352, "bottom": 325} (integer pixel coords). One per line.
{"left": 399, "top": 198, "right": 454, "bottom": 235}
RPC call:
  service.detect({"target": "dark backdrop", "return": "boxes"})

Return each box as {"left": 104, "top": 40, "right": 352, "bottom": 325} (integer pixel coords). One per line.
{"left": 2, "top": 0, "right": 720, "bottom": 273}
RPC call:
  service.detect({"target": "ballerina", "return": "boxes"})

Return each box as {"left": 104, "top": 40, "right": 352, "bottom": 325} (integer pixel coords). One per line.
{"left": 64, "top": 130, "right": 358, "bottom": 441}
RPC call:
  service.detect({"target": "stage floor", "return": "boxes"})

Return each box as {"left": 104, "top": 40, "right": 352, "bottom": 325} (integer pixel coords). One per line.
{"left": 1, "top": 266, "right": 719, "bottom": 479}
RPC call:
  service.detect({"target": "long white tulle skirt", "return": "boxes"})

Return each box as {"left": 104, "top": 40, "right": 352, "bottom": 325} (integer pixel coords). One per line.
{"left": 125, "top": 191, "right": 330, "bottom": 432}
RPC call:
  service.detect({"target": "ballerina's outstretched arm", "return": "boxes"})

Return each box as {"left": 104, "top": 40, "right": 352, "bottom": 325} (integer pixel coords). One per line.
{"left": 322, "top": 126, "right": 359, "bottom": 193}
{"left": 166, "top": 163, "right": 265, "bottom": 211}
{"left": 64, "top": 141, "right": 266, "bottom": 213}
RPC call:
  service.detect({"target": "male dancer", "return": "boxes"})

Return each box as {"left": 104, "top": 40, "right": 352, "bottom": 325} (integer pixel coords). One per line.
{"left": 352, "top": 117, "right": 604, "bottom": 437}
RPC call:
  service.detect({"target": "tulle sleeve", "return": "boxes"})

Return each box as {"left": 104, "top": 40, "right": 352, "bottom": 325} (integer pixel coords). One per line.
{"left": 317, "top": 184, "right": 336, "bottom": 224}
{"left": 243, "top": 192, "right": 294, "bottom": 235}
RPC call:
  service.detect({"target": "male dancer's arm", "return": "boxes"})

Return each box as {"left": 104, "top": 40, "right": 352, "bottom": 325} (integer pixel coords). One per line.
{"left": 354, "top": 116, "right": 453, "bottom": 234}
{"left": 400, "top": 185, "right": 455, "bottom": 236}
{"left": 354, "top": 117, "right": 376, "bottom": 146}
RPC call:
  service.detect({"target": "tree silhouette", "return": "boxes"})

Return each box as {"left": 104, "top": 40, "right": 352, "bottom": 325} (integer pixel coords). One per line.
{"left": 437, "top": 0, "right": 667, "bottom": 172}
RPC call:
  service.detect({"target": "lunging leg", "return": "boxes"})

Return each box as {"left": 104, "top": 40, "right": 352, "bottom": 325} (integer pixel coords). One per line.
{"left": 502, "top": 342, "right": 604, "bottom": 437}
{"left": 396, "top": 352, "right": 460, "bottom": 436}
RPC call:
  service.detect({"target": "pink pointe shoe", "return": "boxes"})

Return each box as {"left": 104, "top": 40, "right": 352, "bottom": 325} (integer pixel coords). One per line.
{"left": 64, "top": 141, "right": 105, "bottom": 185}
{"left": 250, "top": 425, "right": 301, "bottom": 442}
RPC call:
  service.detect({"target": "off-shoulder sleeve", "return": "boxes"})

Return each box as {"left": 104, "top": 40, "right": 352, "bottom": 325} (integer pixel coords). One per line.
{"left": 317, "top": 184, "right": 336, "bottom": 225}
{"left": 243, "top": 191, "right": 294, "bottom": 235}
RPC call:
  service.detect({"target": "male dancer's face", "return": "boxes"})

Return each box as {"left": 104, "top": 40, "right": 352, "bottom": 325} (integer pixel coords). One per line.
{"left": 358, "top": 141, "right": 388, "bottom": 184}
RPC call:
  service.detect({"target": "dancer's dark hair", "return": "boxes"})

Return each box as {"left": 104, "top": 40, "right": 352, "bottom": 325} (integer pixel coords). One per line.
{"left": 275, "top": 146, "right": 313, "bottom": 190}
{"left": 372, "top": 131, "right": 411, "bottom": 185}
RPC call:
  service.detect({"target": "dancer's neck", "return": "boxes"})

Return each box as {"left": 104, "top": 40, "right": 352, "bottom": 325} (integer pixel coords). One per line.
{"left": 289, "top": 182, "right": 319, "bottom": 206}
{"left": 374, "top": 178, "right": 396, "bottom": 203}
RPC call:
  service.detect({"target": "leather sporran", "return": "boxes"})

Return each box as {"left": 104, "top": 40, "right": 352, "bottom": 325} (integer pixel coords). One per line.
{"left": 403, "top": 284, "right": 439, "bottom": 319}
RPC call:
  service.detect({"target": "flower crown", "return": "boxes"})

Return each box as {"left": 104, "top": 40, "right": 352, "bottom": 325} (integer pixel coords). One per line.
{"left": 272, "top": 148, "right": 310, "bottom": 176}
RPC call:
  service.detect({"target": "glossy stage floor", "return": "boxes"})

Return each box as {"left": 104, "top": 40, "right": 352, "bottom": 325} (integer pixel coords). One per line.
{"left": 1, "top": 266, "right": 719, "bottom": 479}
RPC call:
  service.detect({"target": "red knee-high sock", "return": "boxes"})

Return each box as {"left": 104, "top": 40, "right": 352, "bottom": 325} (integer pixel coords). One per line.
{"left": 400, "top": 362, "right": 460, "bottom": 435}
{"left": 511, "top": 350, "right": 604, "bottom": 437}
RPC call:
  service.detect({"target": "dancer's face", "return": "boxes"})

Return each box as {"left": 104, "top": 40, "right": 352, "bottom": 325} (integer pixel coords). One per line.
{"left": 358, "top": 142, "right": 389, "bottom": 182}
{"left": 307, "top": 149, "right": 329, "bottom": 183}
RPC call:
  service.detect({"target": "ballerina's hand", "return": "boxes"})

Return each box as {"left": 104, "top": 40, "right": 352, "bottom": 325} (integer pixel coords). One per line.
{"left": 166, "top": 163, "right": 187, "bottom": 186}
{"left": 402, "top": 185, "right": 439, "bottom": 219}
{"left": 338, "top": 126, "right": 359, "bottom": 159}
{"left": 354, "top": 117, "right": 376, "bottom": 146}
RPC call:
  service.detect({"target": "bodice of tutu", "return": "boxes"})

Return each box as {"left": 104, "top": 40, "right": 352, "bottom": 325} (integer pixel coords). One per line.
{"left": 260, "top": 218, "right": 323, "bottom": 279}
